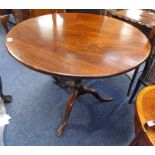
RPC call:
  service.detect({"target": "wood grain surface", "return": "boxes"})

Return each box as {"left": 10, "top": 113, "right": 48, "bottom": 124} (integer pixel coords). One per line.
{"left": 136, "top": 85, "right": 155, "bottom": 145}
{"left": 5, "top": 13, "right": 151, "bottom": 78}
{"left": 109, "top": 10, "right": 155, "bottom": 28}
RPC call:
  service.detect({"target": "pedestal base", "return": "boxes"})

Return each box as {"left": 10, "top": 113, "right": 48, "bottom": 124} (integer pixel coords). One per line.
{"left": 53, "top": 77, "right": 112, "bottom": 137}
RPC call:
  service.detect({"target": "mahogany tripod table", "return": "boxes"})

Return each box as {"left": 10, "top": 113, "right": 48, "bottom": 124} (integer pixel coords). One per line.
{"left": 5, "top": 13, "right": 151, "bottom": 136}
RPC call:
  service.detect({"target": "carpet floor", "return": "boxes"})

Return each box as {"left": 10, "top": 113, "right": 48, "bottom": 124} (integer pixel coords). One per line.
{"left": 0, "top": 24, "right": 143, "bottom": 146}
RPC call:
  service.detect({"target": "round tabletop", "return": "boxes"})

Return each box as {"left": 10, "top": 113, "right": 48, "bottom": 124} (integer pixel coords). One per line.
{"left": 5, "top": 13, "right": 151, "bottom": 78}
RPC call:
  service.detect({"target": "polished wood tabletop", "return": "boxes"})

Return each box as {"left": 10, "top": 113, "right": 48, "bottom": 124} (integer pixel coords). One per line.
{"left": 5, "top": 13, "right": 151, "bottom": 78}
{"left": 108, "top": 10, "right": 155, "bottom": 28}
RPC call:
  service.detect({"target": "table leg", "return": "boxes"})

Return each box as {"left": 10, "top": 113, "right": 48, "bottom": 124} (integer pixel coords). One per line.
{"left": 0, "top": 77, "right": 12, "bottom": 103}
{"left": 53, "top": 76, "right": 70, "bottom": 89}
{"left": 56, "top": 89, "right": 78, "bottom": 137}
{"left": 54, "top": 78, "right": 112, "bottom": 136}
{"left": 0, "top": 15, "right": 9, "bottom": 33}
{"left": 78, "top": 85, "right": 112, "bottom": 102}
